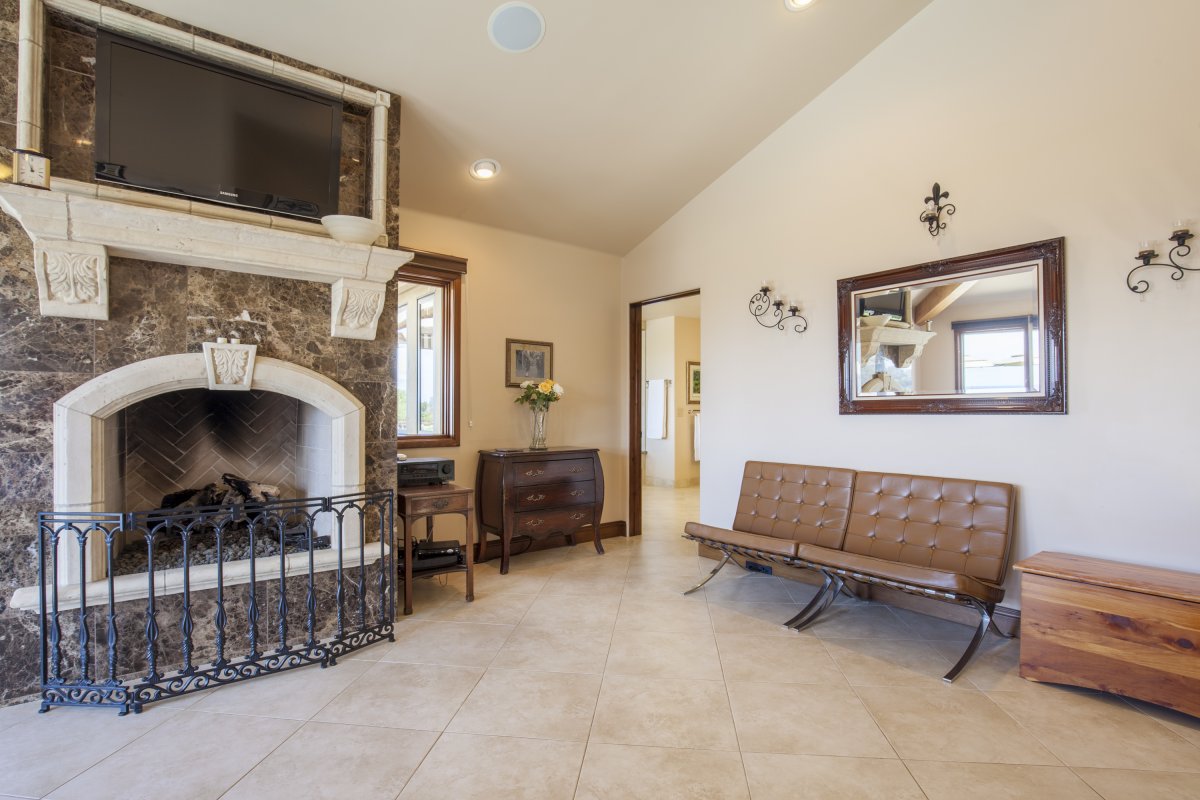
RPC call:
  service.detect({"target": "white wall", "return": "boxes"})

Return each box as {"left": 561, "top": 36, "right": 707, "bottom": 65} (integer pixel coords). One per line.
{"left": 620, "top": 0, "right": 1200, "bottom": 594}
{"left": 673, "top": 316, "right": 701, "bottom": 485}
{"left": 644, "top": 316, "right": 676, "bottom": 485}
{"left": 396, "top": 208, "right": 626, "bottom": 541}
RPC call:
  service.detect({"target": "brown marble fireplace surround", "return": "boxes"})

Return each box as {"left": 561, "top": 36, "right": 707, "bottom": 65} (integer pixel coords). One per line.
{"left": 0, "top": 1, "right": 409, "bottom": 703}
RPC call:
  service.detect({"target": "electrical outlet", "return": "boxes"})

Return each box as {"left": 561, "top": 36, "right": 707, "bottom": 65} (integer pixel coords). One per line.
{"left": 744, "top": 561, "right": 773, "bottom": 575}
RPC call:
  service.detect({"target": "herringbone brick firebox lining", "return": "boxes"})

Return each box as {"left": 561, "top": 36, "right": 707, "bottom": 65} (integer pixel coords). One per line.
{"left": 123, "top": 389, "right": 300, "bottom": 512}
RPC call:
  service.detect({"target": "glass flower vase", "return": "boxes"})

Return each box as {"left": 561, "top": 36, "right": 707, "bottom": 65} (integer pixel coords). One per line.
{"left": 529, "top": 408, "right": 548, "bottom": 450}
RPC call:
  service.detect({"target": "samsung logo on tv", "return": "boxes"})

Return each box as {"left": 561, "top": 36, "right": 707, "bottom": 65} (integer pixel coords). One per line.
{"left": 218, "top": 190, "right": 238, "bottom": 198}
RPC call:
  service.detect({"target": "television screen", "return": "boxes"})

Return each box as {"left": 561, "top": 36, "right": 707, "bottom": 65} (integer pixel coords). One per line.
{"left": 858, "top": 290, "right": 908, "bottom": 320}
{"left": 94, "top": 32, "right": 342, "bottom": 220}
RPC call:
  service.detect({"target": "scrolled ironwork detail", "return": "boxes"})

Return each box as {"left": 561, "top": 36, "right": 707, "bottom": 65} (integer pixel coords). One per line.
{"left": 749, "top": 286, "right": 808, "bottom": 334}
{"left": 919, "top": 182, "right": 956, "bottom": 237}
{"left": 1127, "top": 228, "right": 1195, "bottom": 293}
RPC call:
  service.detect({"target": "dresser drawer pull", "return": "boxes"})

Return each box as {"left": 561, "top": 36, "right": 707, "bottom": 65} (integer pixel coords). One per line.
{"left": 524, "top": 468, "right": 545, "bottom": 478}
{"left": 570, "top": 512, "right": 587, "bottom": 521}
{"left": 525, "top": 518, "right": 544, "bottom": 528}
{"left": 568, "top": 466, "right": 584, "bottom": 474}
{"left": 431, "top": 498, "right": 450, "bottom": 510}
{"left": 526, "top": 493, "right": 546, "bottom": 502}
{"left": 569, "top": 489, "right": 585, "bottom": 497}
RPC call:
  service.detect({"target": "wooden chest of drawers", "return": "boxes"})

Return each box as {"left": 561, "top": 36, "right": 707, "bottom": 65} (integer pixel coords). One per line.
{"left": 476, "top": 447, "right": 605, "bottom": 573}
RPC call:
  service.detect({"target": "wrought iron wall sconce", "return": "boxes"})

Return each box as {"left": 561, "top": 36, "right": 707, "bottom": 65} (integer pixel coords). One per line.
{"left": 749, "top": 285, "right": 808, "bottom": 334}
{"left": 1127, "top": 224, "right": 1195, "bottom": 293}
{"left": 919, "top": 182, "right": 955, "bottom": 237}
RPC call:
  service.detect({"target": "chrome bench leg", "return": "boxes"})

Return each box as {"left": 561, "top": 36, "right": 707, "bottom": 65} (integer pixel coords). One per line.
{"left": 788, "top": 573, "right": 844, "bottom": 631}
{"left": 943, "top": 599, "right": 991, "bottom": 683}
{"left": 683, "top": 551, "right": 732, "bottom": 595}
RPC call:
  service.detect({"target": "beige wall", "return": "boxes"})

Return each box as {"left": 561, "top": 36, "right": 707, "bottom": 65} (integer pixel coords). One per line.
{"left": 644, "top": 315, "right": 701, "bottom": 487}
{"left": 620, "top": 0, "right": 1200, "bottom": 596}
{"left": 674, "top": 317, "right": 701, "bottom": 486}
{"left": 395, "top": 208, "right": 626, "bottom": 540}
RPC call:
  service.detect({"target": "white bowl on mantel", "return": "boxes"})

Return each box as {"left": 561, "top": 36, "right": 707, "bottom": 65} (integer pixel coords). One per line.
{"left": 321, "top": 215, "right": 384, "bottom": 245}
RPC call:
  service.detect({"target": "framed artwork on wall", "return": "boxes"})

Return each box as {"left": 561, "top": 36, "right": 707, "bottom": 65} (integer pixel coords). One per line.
{"left": 506, "top": 338, "right": 554, "bottom": 387}
{"left": 686, "top": 361, "right": 701, "bottom": 404}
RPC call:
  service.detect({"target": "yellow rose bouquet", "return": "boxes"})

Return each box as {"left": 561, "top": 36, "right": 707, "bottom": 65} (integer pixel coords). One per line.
{"left": 514, "top": 378, "right": 565, "bottom": 411}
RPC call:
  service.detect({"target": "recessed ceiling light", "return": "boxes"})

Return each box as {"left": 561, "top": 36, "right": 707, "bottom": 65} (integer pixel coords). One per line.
{"left": 488, "top": 2, "right": 545, "bottom": 53}
{"left": 470, "top": 159, "right": 501, "bottom": 180}
{"left": 784, "top": 0, "right": 817, "bottom": 10}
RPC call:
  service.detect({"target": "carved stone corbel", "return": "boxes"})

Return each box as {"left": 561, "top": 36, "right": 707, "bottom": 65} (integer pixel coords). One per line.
{"left": 330, "top": 277, "right": 386, "bottom": 340}
{"left": 33, "top": 240, "right": 109, "bottom": 320}
{"left": 202, "top": 340, "right": 258, "bottom": 391}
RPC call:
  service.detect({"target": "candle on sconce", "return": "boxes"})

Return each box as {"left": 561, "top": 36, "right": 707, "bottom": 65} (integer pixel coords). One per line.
{"left": 1138, "top": 241, "right": 1154, "bottom": 253}
{"left": 230, "top": 338, "right": 241, "bottom": 345}
{"left": 216, "top": 337, "right": 228, "bottom": 344}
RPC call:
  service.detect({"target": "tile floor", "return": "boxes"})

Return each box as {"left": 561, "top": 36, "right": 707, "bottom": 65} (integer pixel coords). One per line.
{"left": 1, "top": 484, "right": 1198, "bottom": 799}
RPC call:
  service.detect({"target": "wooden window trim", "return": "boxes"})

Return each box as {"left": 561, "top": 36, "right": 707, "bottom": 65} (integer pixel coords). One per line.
{"left": 396, "top": 248, "right": 465, "bottom": 449}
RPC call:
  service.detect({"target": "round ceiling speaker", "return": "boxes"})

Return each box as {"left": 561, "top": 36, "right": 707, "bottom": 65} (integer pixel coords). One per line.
{"left": 488, "top": 2, "right": 545, "bottom": 54}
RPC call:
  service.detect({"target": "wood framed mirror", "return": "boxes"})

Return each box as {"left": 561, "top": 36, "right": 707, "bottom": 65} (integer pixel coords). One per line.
{"left": 838, "top": 238, "right": 1065, "bottom": 414}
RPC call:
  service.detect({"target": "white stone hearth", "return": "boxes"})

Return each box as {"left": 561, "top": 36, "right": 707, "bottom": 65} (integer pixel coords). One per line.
{"left": 0, "top": 183, "right": 414, "bottom": 339}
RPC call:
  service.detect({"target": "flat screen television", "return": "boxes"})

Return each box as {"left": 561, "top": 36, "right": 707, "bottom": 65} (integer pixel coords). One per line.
{"left": 94, "top": 31, "right": 342, "bottom": 220}
{"left": 858, "top": 289, "right": 909, "bottom": 320}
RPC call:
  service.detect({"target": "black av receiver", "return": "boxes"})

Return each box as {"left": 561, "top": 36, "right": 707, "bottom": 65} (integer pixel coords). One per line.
{"left": 396, "top": 456, "right": 454, "bottom": 487}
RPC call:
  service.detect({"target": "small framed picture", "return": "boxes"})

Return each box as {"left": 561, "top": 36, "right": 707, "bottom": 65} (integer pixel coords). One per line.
{"left": 686, "top": 361, "right": 701, "bottom": 404}
{"left": 506, "top": 338, "right": 554, "bottom": 387}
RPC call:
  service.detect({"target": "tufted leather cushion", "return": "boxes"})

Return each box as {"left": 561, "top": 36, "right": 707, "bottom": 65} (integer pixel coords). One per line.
{"left": 842, "top": 472, "right": 1015, "bottom": 586}
{"left": 684, "top": 522, "right": 800, "bottom": 558}
{"left": 795, "top": 544, "right": 1006, "bottom": 605}
{"left": 732, "top": 462, "right": 856, "bottom": 549}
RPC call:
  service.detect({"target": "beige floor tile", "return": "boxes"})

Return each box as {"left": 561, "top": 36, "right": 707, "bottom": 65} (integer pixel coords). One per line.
{"left": 429, "top": 591, "right": 537, "bottom": 625}
{"left": 447, "top": 668, "right": 602, "bottom": 741}
{"left": 930, "top": 636, "right": 1028, "bottom": 692}
{"left": 605, "top": 628, "right": 723, "bottom": 680}
{"left": 540, "top": 572, "right": 628, "bottom": 597}
{"left": 807, "top": 601, "right": 913, "bottom": 639}
{"left": 624, "top": 553, "right": 705, "bottom": 579}
{"left": 1124, "top": 698, "right": 1200, "bottom": 747}
{"left": 890, "top": 606, "right": 980, "bottom": 642}
{"left": 576, "top": 743, "right": 749, "bottom": 800}
{"left": 371, "top": 620, "right": 514, "bottom": 667}
{"left": 614, "top": 591, "right": 712, "bottom": 634}
{"left": 223, "top": 722, "right": 437, "bottom": 800}
{"left": 707, "top": 600, "right": 805, "bottom": 637}
{"left": 189, "top": 659, "right": 370, "bottom": 720}
{"left": 716, "top": 633, "right": 847, "bottom": 685}
{"left": 0, "top": 699, "right": 42, "bottom": 733}
{"left": 519, "top": 593, "right": 621, "bottom": 632}
{"left": 906, "top": 761, "right": 1102, "bottom": 800}
{"left": 313, "top": 661, "right": 482, "bottom": 731}
{"left": 46, "top": 710, "right": 301, "bottom": 800}
{"left": 743, "top": 753, "right": 926, "bottom": 800}
{"left": 855, "top": 685, "right": 1058, "bottom": 764}
{"left": 781, "top": 576, "right": 825, "bottom": 604}
{"left": 590, "top": 674, "right": 739, "bottom": 750}
{"left": 490, "top": 624, "right": 613, "bottom": 674}
{"left": 397, "top": 732, "right": 584, "bottom": 800}
{"left": 470, "top": 569, "right": 551, "bottom": 595}
{"left": 1075, "top": 767, "right": 1200, "bottom": 800}
{"left": 822, "top": 636, "right": 961, "bottom": 688}
{"left": 728, "top": 681, "right": 894, "bottom": 757}
{"left": 702, "top": 573, "right": 798, "bottom": 603}
{"left": 988, "top": 688, "right": 1200, "bottom": 771}
{"left": 0, "top": 703, "right": 178, "bottom": 798}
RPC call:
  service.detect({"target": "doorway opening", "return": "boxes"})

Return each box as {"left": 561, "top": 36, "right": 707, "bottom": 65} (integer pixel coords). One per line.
{"left": 628, "top": 289, "right": 700, "bottom": 538}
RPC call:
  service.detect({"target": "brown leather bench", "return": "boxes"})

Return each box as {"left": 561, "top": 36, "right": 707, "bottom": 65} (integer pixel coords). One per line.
{"left": 683, "top": 461, "right": 1017, "bottom": 682}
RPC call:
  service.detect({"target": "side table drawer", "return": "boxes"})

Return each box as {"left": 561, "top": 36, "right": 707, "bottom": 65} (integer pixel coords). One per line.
{"left": 407, "top": 493, "right": 469, "bottom": 515}
{"left": 516, "top": 481, "right": 595, "bottom": 510}
{"left": 513, "top": 458, "right": 594, "bottom": 485}
{"left": 514, "top": 506, "right": 594, "bottom": 537}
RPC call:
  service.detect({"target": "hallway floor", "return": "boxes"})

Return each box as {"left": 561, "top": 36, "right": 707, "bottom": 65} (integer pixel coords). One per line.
{"left": 0, "top": 483, "right": 1197, "bottom": 799}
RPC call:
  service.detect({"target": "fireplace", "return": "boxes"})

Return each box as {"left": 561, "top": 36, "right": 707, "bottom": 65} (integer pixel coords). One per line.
{"left": 10, "top": 351, "right": 371, "bottom": 610}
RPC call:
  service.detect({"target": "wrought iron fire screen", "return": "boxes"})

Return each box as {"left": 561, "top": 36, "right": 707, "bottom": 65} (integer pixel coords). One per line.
{"left": 35, "top": 490, "right": 395, "bottom": 715}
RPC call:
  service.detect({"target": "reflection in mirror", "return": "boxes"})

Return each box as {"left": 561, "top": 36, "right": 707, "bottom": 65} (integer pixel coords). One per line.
{"left": 838, "top": 238, "right": 1065, "bottom": 414}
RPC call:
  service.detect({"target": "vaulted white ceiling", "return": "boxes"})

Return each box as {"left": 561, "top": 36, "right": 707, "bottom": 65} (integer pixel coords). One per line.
{"left": 131, "top": 0, "right": 930, "bottom": 254}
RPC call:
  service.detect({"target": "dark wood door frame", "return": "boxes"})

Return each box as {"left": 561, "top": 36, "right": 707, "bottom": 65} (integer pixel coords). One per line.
{"left": 628, "top": 289, "right": 700, "bottom": 537}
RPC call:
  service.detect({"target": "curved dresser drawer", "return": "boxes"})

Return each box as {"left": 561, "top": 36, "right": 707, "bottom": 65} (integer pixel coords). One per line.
{"left": 512, "top": 458, "right": 594, "bottom": 486}
{"left": 515, "top": 481, "right": 596, "bottom": 510}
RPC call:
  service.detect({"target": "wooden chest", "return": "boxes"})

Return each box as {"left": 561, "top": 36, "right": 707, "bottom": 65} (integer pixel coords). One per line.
{"left": 1014, "top": 551, "right": 1200, "bottom": 718}
{"left": 476, "top": 447, "right": 605, "bottom": 574}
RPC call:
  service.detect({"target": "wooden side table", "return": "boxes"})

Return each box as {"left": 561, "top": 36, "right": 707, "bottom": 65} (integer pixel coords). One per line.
{"left": 396, "top": 483, "right": 475, "bottom": 616}
{"left": 1015, "top": 551, "right": 1200, "bottom": 718}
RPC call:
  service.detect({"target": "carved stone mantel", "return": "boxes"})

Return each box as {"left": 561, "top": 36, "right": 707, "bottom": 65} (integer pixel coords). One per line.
{"left": 0, "top": 183, "right": 414, "bottom": 339}
{"left": 858, "top": 320, "right": 937, "bottom": 368}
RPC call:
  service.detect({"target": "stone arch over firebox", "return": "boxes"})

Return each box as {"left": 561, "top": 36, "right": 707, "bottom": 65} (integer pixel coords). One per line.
{"left": 50, "top": 353, "right": 366, "bottom": 587}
